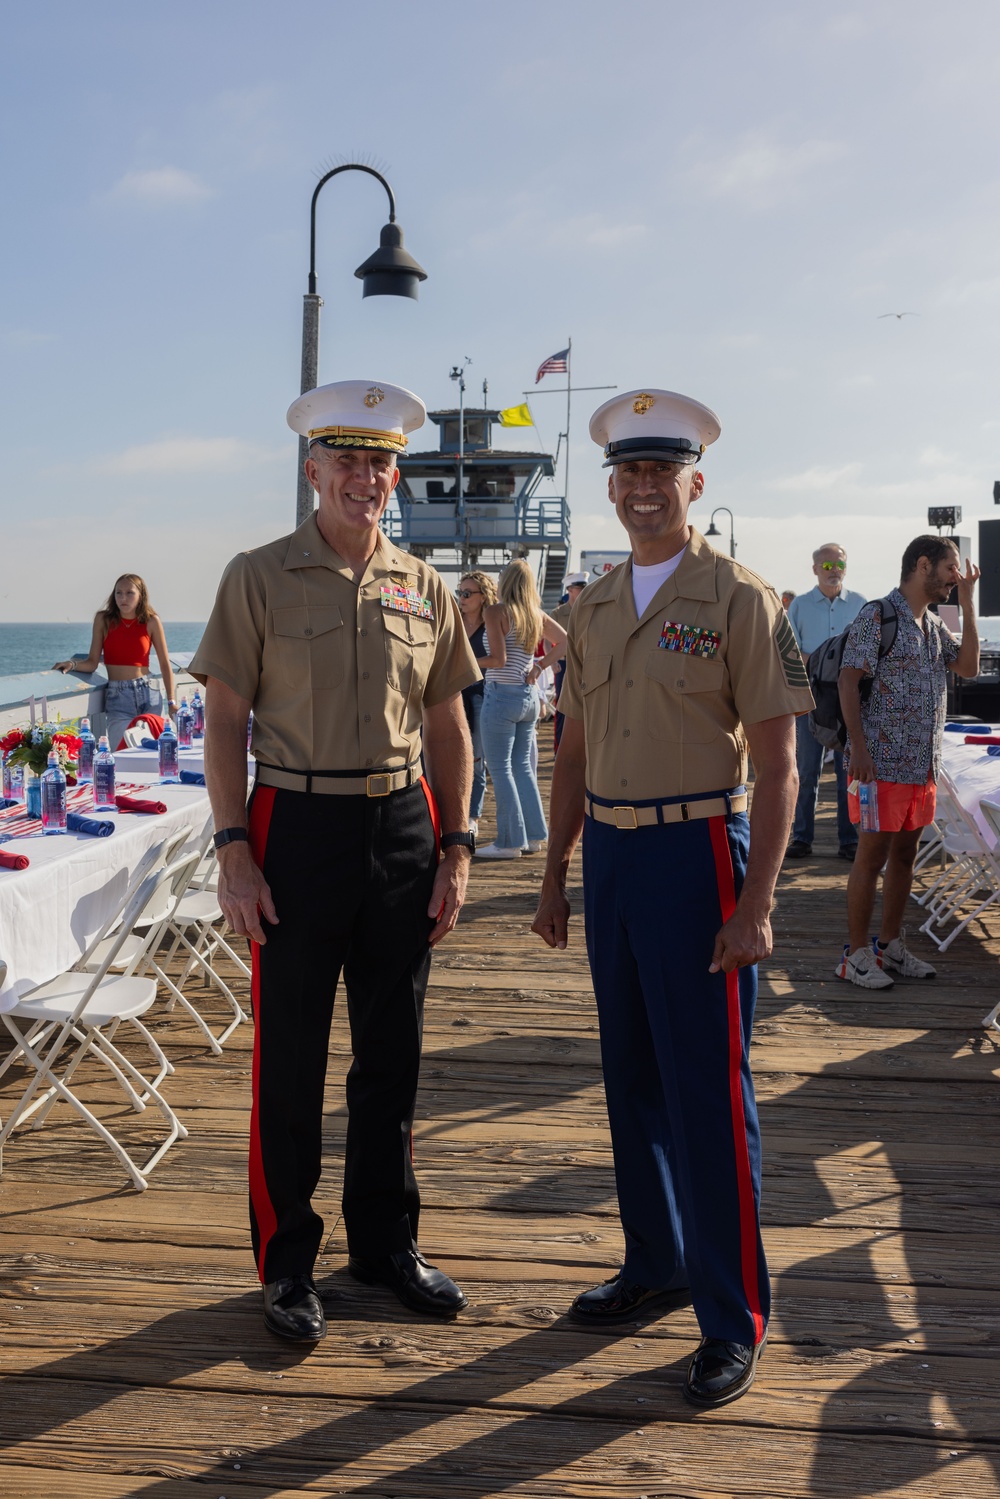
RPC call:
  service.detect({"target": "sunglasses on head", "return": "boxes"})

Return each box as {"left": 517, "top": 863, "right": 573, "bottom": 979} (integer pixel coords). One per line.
{"left": 457, "top": 588, "right": 481, "bottom": 598}
{"left": 821, "top": 560, "right": 847, "bottom": 571}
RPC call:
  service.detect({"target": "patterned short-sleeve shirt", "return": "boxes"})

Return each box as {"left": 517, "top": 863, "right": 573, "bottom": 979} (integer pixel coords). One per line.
{"left": 841, "top": 587, "right": 959, "bottom": 785}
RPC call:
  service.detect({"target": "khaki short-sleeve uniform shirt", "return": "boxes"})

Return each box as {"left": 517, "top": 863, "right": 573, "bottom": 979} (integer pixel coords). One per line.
{"left": 559, "top": 528, "right": 814, "bottom": 800}
{"left": 190, "top": 513, "right": 480, "bottom": 771}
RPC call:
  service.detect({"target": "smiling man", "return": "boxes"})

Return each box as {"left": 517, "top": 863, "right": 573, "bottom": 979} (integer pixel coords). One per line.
{"left": 191, "top": 381, "right": 480, "bottom": 1344}
{"left": 531, "top": 388, "right": 813, "bottom": 1407}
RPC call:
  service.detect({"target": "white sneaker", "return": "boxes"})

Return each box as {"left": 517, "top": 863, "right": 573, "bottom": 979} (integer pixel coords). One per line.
{"left": 875, "top": 937, "right": 936, "bottom": 980}
{"left": 469, "top": 820, "right": 479, "bottom": 837}
{"left": 523, "top": 840, "right": 545, "bottom": 854}
{"left": 475, "top": 842, "right": 521, "bottom": 860}
{"left": 836, "top": 945, "right": 894, "bottom": 989}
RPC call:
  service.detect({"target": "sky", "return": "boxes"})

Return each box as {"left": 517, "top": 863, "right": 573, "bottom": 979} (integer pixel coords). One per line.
{"left": 2, "top": 0, "right": 1000, "bottom": 621}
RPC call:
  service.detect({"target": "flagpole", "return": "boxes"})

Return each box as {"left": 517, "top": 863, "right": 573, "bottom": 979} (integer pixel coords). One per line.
{"left": 564, "top": 337, "right": 572, "bottom": 514}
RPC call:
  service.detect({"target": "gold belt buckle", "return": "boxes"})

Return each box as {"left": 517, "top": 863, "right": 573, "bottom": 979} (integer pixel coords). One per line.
{"left": 613, "top": 805, "right": 638, "bottom": 829}
{"left": 366, "top": 773, "right": 392, "bottom": 798}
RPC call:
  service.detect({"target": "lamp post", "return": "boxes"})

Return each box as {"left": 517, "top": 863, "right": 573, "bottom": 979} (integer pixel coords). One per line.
{"left": 295, "top": 164, "right": 428, "bottom": 525}
{"left": 705, "top": 506, "right": 736, "bottom": 558}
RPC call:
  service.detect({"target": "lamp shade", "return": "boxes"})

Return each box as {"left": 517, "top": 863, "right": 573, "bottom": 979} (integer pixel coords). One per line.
{"left": 354, "top": 222, "right": 428, "bottom": 300}
{"left": 705, "top": 521, "right": 721, "bottom": 536}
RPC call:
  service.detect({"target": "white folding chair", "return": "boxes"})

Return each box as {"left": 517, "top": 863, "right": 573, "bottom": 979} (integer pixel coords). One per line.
{"left": 0, "top": 855, "right": 197, "bottom": 1191}
{"left": 918, "top": 785, "right": 1000, "bottom": 951}
{"left": 140, "top": 819, "right": 249, "bottom": 1052}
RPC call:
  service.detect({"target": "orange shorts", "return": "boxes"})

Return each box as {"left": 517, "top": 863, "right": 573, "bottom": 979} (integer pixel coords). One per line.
{"left": 847, "top": 778, "right": 937, "bottom": 833}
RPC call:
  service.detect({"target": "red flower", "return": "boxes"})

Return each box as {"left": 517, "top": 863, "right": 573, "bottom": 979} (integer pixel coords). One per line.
{"left": 52, "top": 732, "right": 82, "bottom": 755}
{"left": 0, "top": 729, "right": 25, "bottom": 754}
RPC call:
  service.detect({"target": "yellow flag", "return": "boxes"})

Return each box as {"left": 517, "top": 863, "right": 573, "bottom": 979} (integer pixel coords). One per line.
{"left": 499, "top": 403, "right": 533, "bottom": 428}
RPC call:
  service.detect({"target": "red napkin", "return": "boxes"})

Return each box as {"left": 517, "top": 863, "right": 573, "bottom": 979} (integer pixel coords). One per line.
{"left": 0, "top": 849, "right": 30, "bottom": 871}
{"left": 115, "top": 795, "right": 167, "bottom": 815}
{"left": 964, "top": 735, "right": 1000, "bottom": 745}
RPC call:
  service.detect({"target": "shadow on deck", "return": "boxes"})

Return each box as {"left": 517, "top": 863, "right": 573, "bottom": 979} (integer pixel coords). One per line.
{"left": 0, "top": 744, "right": 998, "bottom": 1497}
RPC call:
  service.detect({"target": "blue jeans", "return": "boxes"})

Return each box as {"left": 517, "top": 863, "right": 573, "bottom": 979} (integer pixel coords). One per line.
{"left": 793, "top": 714, "right": 856, "bottom": 849}
{"left": 468, "top": 690, "right": 486, "bottom": 822}
{"left": 104, "top": 678, "right": 157, "bottom": 752}
{"left": 480, "top": 681, "right": 547, "bottom": 850}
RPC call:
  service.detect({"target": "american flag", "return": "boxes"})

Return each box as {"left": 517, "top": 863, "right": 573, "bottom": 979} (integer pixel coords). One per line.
{"left": 535, "top": 347, "right": 569, "bottom": 383}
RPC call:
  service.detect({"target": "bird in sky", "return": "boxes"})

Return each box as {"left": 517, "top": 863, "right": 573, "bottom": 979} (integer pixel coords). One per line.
{"left": 877, "top": 312, "right": 919, "bottom": 319}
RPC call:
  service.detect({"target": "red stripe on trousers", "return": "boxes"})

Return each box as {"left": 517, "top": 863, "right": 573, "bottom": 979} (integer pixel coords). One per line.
{"left": 247, "top": 784, "right": 278, "bottom": 1282}
{"left": 707, "top": 814, "right": 766, "bottom": 1347}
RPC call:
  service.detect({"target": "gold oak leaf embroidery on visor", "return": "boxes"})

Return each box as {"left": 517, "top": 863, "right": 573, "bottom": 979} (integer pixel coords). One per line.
{"left": 775, "top": 612, "right": 810, "bottom": 689}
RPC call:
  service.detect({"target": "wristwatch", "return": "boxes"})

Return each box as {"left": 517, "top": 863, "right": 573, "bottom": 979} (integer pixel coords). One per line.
{"left": 440, "top": 830, "right": 476, "bottom": 854}
{"left": 213, "top": 827, "right": 249, "bottom": 849}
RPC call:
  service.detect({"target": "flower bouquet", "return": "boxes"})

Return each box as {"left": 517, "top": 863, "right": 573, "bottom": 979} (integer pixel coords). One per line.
{"left": 1, "top": 724, "right": 82, "bottom": 780}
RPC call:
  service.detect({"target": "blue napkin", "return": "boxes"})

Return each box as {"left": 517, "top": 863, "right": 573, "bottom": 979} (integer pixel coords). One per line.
{"left": 945, "top": 722, "right": 991, "bottom": 733}
{"left": 179, "top": 769, "right": 205, "bottom": 786}
{"left": 987, "top": 746, "right": 1000, "bottom": 758}
{"left": 66, "top": 811, "right": 115, "bottom": 837}
{"left": 0, "top": 797, "right": 21, "bottom": 810}
{"left": 140, "top": 737, "right": 160, "bottom": 750}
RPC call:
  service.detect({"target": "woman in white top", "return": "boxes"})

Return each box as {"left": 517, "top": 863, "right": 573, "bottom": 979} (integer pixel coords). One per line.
{"left": 476, "top": 559, "right": 567, "bottom": 859}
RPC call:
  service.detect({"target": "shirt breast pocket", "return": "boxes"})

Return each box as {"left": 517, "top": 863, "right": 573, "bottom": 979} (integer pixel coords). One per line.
{"left": 580, "top": 652, "right": 612, "bottom": 742}
{"left": 272, "top": 606, "right": 345, "bottom": 691}
{"left": 644, "top": 650, "right": 725, "bottom": 743}
{"left": 382, "top": 609, "right": 436, "bottom": 702}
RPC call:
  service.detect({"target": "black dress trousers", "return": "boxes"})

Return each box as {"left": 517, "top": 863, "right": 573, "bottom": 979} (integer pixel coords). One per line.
{"left": 246, "top": 779, "right": 438, "bottom": 1283}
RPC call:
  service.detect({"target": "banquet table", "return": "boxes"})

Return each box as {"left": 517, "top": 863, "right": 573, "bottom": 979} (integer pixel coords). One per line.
{"left": 0, "top": 780, "right": 212, "bottom": 1010}
{"left": 940, "top": 726, "right": 1000, "bottom": 849}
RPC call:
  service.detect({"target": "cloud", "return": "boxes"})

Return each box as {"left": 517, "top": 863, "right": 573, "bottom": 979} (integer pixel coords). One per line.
{"left": 688, "top": 130, "right": 848, "bottom": 207}
{"left": 775, "top": 463, "right": 862, "bottom": 492}
{"left": 107, "top": 167, "right": 213, "bottom": 206}
{"left": 94, "top": 436, "right": 284, "bottom": 476}
{"left": 3, "top": 329, "right": 57, "bottom": 348}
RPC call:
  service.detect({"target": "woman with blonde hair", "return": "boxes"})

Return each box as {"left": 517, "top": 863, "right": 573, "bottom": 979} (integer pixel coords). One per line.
{"left": 477, "top": 558, "right": 567, "bottom": 859}
{"left": 456, "top": 569, "right": 503, "bottom": 835}
{"left": 53, "top": 573, "right": 177, "bottom": 750}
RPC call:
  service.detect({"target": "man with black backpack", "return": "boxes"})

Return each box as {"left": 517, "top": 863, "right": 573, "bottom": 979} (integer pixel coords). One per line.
{"left": 835, "top": 535, "right": 980, "bottom": 989}
{"left": 786, "top": 544, "right": 867, "bottom": 860}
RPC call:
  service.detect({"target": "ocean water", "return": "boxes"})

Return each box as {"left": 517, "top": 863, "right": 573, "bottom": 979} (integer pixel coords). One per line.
{"left": 0, "top": 623, "right": 206, "bottom": 677}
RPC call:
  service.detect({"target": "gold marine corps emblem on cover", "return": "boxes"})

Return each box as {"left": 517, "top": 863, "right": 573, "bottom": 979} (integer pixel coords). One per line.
{"left": 632, "top": 392, "right": 655, "bottom": 415}
{"left": 364, "top": 386, "right": 385, "bottom": 408}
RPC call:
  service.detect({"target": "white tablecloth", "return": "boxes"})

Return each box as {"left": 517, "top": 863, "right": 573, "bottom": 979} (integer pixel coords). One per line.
{"left": 940, "top": 727, "right": 1000, "bottom": 848}
{"left": 0, "top": 781, "right": 212, "bottom": 1009}
{"left": 113, "top": 747, "right": 255, "bottom": 781}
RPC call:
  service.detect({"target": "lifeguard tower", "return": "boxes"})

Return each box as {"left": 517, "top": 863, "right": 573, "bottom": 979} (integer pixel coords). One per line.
{"left": 382, "top": 407, "right": 571, "bottom": 607}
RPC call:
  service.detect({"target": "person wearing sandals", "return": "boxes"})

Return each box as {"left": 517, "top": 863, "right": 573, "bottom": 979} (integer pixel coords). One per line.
{"left": 476, "top": 559, "right": 567, "bottom": 860}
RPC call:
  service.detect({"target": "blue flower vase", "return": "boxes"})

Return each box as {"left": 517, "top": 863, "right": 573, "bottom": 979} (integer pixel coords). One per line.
{"left": 25, "top": 774, "right": 41, "bottom": 820}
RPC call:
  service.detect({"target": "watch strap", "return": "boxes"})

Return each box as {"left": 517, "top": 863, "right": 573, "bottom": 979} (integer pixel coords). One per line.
{"left": 213, "top": 827, "right": 249, "bottom": 849}
{"left": 440, "top": 830, "right": 475, "bottom": 852}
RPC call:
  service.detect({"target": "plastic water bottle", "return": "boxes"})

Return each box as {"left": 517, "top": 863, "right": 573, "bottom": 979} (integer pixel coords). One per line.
{"left": 858, "top": 781, "right": 880, "bottom": 833}
{"left": 191, "top": 689, "right": 205, "bottom": 737}
{"left": 2, "top": 752, "right": 24, "bottom": 803}
{"left": 158, "top": 719, "right": 179, "bottom": 783}
{"left": 77, "top": 717, "right": 96, "bottom": 784}
{"left": 176, "top": 697, "right": 193, "bottom": 749}
{"left": 94, "top": 735, "right": 116, "bottom": 811}
{"left": 41, "top": 750, "right": 68, "bottom": 834}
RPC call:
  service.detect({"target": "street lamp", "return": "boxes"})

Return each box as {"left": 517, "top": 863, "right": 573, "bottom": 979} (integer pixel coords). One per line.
{"left": 705, "top": 506, "right": 736, "bottom": 558}
{"left": 296, "top": 163, "right": 428, "bottom": 524}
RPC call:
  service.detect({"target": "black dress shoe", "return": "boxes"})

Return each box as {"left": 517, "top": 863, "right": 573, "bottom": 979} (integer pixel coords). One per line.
{"left": 785, "top": 841, "right": 812, "bottom": 858}
{"left": 838, "top": 844, "right": 857, "bottom": 861}
{"left": 684, "top": 1335, "right": 766, "bottom": 1407}
{"left": 262, "top": 1274, "right": 327, "bottom": 1342}
{"left": 348, "top": 1249, "right": 468, "bottom": 1318}
{"left": 569, "top": 1271, "right": 693, "bottom": 1326}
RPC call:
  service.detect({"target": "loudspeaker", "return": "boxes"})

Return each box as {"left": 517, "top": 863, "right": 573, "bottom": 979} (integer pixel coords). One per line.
{"left": 979, "top": 520, "right": 1000, "bottom": 615}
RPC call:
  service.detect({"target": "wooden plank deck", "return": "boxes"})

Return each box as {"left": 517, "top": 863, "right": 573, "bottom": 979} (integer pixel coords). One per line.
{"left": 2, "top": 741, "right": 999, "bottom": 1498}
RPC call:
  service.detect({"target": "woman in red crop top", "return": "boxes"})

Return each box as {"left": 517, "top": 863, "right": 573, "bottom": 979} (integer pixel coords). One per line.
{"left": 54, "top": 573, "right": 177, "bottom": 750}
